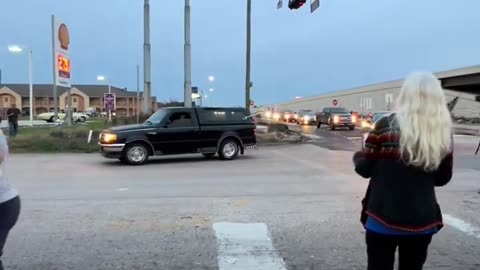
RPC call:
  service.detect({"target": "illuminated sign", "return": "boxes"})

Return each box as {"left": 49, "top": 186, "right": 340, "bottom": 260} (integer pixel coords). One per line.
{"left": 57, "top": 54, "right": 71, "bottom": 79}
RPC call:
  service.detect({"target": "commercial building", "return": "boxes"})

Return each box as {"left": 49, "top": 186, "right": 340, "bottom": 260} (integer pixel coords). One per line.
{"left": 0, "top": 84, "right": 158, "bottom": 116}
{"left": 276, "top": 66, "right": 480, "bottom": 118}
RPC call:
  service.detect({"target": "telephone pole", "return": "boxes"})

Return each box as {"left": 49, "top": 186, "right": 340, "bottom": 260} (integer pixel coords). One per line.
{"left": 245, "top": 0, "right": 252, "bottom": 115}
{"left": 143, "top": 0, "right": 151, "bottom": 114}
{"left": 184, "top": 0, "right": 192, "bottom": 107}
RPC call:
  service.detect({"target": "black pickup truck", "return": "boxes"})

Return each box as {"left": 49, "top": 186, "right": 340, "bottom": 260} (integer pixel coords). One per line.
{"left": 99, "top": 107, "right": 256, "bottom": 165}
{"left": 315, "top": 107, "right": 356, "bottom": 130}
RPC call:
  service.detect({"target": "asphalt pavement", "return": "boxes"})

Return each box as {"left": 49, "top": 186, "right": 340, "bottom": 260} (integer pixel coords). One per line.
{"left": 3, "top": 134, "right": 480, "bottom": 270}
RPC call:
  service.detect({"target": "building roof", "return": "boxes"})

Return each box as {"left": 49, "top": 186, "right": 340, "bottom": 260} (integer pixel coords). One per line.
{"left": 0, "top": 84, "right": 147, "bottom": 98}
{"left": 277, "top": 65, "right": 480, "bottom": 106}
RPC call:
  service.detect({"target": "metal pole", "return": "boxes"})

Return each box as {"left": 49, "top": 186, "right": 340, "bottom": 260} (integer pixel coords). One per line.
{"left": 136, "top": 64, "right": 140, "bottom": 123}
{"left": 108, "top": 84, "right": 112, "bottom": 121}
{"left": 67, "top": 88, "right": 72, "bottom": 125}
{"left": 184, "top": 0, "right": 192, "bottom": 108}
{"left": 143, "top": 0, "right": 151, "bottom": 114}
{"left": 28, "top": 49, "right": 33, "bottom": 126}
{"left": 51, "top": 15, "right": 58, "bottom": 122}
{"left": 245, "top": 0, "right": 252, "bottom": 115}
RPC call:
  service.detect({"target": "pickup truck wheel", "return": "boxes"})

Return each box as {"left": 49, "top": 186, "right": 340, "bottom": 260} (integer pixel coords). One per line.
{"left": 123, "top": 143, "right": 149, "bottom": 165}
{"left": 202, "top": 153, "right": 215, "bottom": 159}
{"left": 218, "top": 139, "right": 239, "bottom": 160}
{"left": 47, "top": 116, "right": 54, "bottom": 123}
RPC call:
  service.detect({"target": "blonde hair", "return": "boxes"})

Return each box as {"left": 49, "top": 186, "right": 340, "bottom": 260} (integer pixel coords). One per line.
{"left": 395, "top": 72, "right": 452, "bottom": 171}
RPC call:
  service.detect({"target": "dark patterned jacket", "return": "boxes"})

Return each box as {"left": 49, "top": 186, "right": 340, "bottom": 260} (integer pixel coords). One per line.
{"left": 353, "top": 114, "right": 453, "bottom": 231}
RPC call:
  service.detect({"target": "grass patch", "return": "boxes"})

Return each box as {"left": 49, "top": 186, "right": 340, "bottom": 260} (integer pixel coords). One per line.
{"left": 7, "top": 115, "right": 151, "bottom": 153}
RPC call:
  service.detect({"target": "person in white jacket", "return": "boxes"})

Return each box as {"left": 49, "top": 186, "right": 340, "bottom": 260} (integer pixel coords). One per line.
{"left": 0, "top": 122, "right": 20, "bottom": 270}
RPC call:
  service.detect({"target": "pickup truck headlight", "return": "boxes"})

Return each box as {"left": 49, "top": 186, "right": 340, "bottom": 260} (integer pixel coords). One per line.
{"left": 352, "top": 115, "right": 357, "bottom": 123}
{"left": 102, "top": 133, "right": 117, "bottom": 143}
{"left": 333, "top": 115, "right": 340, "bottom": 123}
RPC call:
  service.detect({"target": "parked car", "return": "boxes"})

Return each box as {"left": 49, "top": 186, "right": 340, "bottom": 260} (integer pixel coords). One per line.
{"left": 315, "top": 107, "right": 356, "bottom": 130}
{"left": 98, "top": 107, "right": 257, "bottom": 165}
{"left": 37, "top": 112, "right": 89, "bottom": 123}
{"left": 296, "top": 110, "right": 316, "bottom": 125}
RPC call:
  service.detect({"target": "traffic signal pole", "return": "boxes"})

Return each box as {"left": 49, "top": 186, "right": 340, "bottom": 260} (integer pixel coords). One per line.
{"left": 245, "top": 0, "right": 252, "bottom": 115}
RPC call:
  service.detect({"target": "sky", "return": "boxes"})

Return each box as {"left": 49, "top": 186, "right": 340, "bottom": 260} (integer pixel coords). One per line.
{"left": 1, "top": 0, "right": 479, "bottom": 106}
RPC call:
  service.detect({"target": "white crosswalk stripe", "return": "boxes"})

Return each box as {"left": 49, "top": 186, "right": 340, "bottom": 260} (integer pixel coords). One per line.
{"left": 213, "top": 222, "right": 288, "bottom": 270}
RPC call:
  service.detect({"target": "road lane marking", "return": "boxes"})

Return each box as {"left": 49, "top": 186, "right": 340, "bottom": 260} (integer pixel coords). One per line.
{"left": 213, "top": 222, "right": 288, "bottom": 270}
{"left": 117, "top": 188, "right": 129, "bottom": 192}
{"left": 443, "top": 214, "right": 480, "bottom": 239}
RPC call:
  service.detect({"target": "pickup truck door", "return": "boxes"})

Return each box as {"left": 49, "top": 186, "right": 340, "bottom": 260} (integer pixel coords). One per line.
{"left": 149, "top": 111, "right": 200, "bottom": 155}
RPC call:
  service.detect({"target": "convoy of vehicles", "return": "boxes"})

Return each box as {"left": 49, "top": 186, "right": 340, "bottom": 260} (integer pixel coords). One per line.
{"left": 99, "top": 107, "right": 257, "bottom": 165}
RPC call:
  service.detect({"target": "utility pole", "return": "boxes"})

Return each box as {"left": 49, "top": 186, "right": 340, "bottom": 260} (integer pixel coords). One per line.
{"left": 184, "top": 0, "right": 192, "bottom": 108}
{"left": 245, "top": 0, "right": 252, "bottom": 115}
{"left": 51, "top": 15, "right": 58, "bottom": 122}
{"left": 136, "top": 64, "right": 140, "bottom": 123}
{"left": 143, "top": 0, "right": 151, "bottom": 114}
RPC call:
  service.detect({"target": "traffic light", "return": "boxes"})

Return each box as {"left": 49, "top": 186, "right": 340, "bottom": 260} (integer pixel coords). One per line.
{"left": 288, "top": 0, "right": 306, "bottom": 9}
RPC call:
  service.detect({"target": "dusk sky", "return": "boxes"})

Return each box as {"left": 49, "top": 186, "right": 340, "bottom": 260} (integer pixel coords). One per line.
{"left": 1, "top": 0, "right": 479, "bottom": 106}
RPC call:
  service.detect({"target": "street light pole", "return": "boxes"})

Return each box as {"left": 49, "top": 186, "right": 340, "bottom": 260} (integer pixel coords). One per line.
{"left": 184, "top": 0, "right": 192, "bottom": 108}
{"left": 28, "top": 48, "right": 33, "bottom": 126}
{"left": 245, "top": 0, "right": 252, "bottom": 115}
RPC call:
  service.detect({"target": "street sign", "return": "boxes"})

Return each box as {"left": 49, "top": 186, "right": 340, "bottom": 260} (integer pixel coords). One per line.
{"left": 250, "top": 100, "right": 255, "bottom": 107}
{"left": 52, "top": 16, "right": 71, "bottom": 88}
{"left": 310, "top": 0, "right": 320, "bottom": 13}
{"left": 104, "top": 93, "right": 116, "bottom": 111}
{"left": 332, "top": 99, "right": 338, "bottom": 106}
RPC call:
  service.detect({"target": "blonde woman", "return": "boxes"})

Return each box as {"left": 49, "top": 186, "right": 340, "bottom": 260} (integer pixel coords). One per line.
{"left": 353, "top": 72, "right": 453, "bottom": 270}
{"left": 0, "top": 119, "right": 20, "bottom": 270}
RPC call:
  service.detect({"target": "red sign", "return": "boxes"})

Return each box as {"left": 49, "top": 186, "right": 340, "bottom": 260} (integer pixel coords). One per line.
{"left": 332, "top": 99, "right": 338, "bottom": 106}
{"left": 57, "top": 54, "right": 71, "bottom": 79}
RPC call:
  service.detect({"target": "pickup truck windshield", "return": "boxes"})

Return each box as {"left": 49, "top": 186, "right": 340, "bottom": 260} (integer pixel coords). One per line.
{"left": 145, "top": 109, "right": 169, "bottom": 125}
{"left": 328, "top": 108, "right": 349, "bottom": 113}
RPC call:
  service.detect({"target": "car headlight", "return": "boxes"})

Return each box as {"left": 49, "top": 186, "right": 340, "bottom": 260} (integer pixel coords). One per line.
{"left": 285, "top": 114, "right": 290, "bottom": 119}
{"left": 101, "top": 133, "right": 117, "bottom": 143}
{"left": 352, "top": 115, "right": 357, "bottom": 123}
{"left": 333, "top": 115, "right": 340, "bottom": 123}
{"left": 304, "top": 115, "right": 310, "bottom": 121}
{"left": 273, "top": 113, "right": 280, "bottom": 120}
{"left": 265, "top": 111, "right": 272, "bottom": 118}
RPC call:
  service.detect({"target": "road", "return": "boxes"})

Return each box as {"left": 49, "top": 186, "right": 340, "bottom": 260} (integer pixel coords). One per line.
{"left": 3, "top": 135, "right": 480, "bottom": 269}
